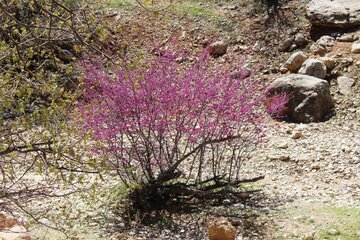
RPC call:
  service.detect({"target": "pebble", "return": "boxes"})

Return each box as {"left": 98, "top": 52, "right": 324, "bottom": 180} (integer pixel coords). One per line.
{"left": 279, "top": 155, "right": 291, "bottom": 161}
{"left": 328, "top": 228, "right": 339, "bottom": 235}
{"left": 291, "top": 131, "right": 302, "bottom": 139}
{"left": 351, "top": 42, "right": 360, "bottom": 54}
{"left": 311, "top": 164, "right": 320, "bottom": 170}
{"left": 277, "top": 142, "right": 289, "bottom": 149}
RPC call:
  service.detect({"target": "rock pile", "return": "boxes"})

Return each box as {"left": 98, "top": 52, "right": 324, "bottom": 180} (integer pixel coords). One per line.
{"left": 283, "top": 52, "right": 332, "bottom": 79}
{"left": 279, "top": 33, "right": 308, "bottom": 52}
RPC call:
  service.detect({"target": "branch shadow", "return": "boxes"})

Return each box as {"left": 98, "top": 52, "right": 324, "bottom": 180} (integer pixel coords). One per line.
{"left": 263, "top": 0, "right": 293, "bottom": 28}
{"left": 112, "top": 191, "right": 284, "bottom": 239}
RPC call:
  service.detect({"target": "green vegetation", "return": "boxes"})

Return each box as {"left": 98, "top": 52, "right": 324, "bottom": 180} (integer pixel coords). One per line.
{"left": 108, "top": 0, "right": 134, "bottom": 9}
{"left": 0, "top": 0, "right": 120, "bottom": 214}
{"left": 174, "top": 2, "right": 218, "bottom": 18}
{"left": 316, "top": 207, "right": 360, "bottom": 240}
{"left": 172, "top": 1, "right": 232, "bottom": 31}
{"left": 272, "top": 205, "right": 360, "bottom": 240}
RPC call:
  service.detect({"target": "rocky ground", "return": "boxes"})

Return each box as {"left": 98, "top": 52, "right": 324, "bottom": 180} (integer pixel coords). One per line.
{"left": 1, "top": 0, "right": 359, "bottom": 239}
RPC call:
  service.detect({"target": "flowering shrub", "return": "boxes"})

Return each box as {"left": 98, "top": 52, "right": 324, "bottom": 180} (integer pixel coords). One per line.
{"left": 78, "top": 50, "right": 286, "bottom": 210}
{"left": 265, "top": 92, "right": 289, "bottom": 120}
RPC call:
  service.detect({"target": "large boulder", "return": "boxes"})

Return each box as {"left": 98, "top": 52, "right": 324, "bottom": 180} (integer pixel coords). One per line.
{"left": 307, "top": 0, "right": 360, "bottom": 28}
{"left": 298, "top": 59, "right": 327, "bottom": 79}
{"left": 268, "top": 74, "right": 334, "bottom": 123}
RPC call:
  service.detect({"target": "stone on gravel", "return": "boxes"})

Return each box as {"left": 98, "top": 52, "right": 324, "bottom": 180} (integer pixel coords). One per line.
{"left": 267, "top": 74, "right": 334, "bottom": 123}
{"left": 310, "top": 44, "right": 326, "bottom": 55}
{"left": 277, "top": 142, "right": 289, "bottom": 149}
{"left": 310, "top": 36, "right": 335, "bottom": 55}
{"left": 209, "top": 41, "right": 228, "bottom": 57}
{"left": 57, "top": 49, "right": 74, "bottom": 62}
{"left": 291, "top": 131, "right": 302, "bottom": 139}
{"left": 328, "top": 228, "right": 339, "bottom": 235}
{"left": 337, "top": 76, "right": 355, "bottom": 95}
{"left": 338, "top": 33, "right": 359, "bottom": 42}
{"left": 111, "top": 233, "right": 134, "bottom": 240}
{"left": 303, "top": 236, "right": 315, "bottom": 240}
{"left": 0, "top": 213, "right": 16, "bottom": 230}
{"left": 299, "top": 59, "right": 327, "bottom": 79}
{"left": 279, "top": 155, "right": 291, "bottom": 161}
{"left": 9, "top": 226, "right": 27, "bottom": 233}
{"left": 0, "top": 214, "right": 5, "bottom": 229}
{"left": 307, "top": 0, "right": 360, "bottom": 28}
{"left": 0, "top": 232, "right": 32, "bottom": 240}
{"left": 279, "top": 36, "right": 295, "bottom": 52}
{"left": 208, "top": 218, "right": 237, "bottom": 240}
{"left": 295, "top": 33, "right": 307, "bottom": 47}
{"left": 319, "top": 57, "right": 335, "bottom": 70}
{"left": 311, "top": 164, "right": 321, "bottom": 170}
{"left": 317, "top": 36, "right": 336, "bottom": 47}
{"left": 284, "top": 52, "right": 307, "bottom": 73}
{"left": 351, "top": 41, "right": 360, "bottom": 53}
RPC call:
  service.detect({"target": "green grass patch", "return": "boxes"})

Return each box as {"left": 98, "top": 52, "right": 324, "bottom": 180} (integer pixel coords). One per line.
{"left": 177, "top": 4, "right": 216, "bottom": 18}
{"left": 315, "top": 207, "right": 360, "bottom": 240}
{"left": 108, "top": 0, "right": 134, "bottom": 9}
{"left": 240, "top": 181, "right": 266, "bottom": 191}
{"left": 172, "top": 2, "right": 225, "bottom": 21}
{"left": 272, "top": 205, "right": 360, "bottom": 240}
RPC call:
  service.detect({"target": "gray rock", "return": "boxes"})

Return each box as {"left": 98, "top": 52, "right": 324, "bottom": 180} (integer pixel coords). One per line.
{"left": 310, "top": 35, "right": 335, "bottom": 55}
{"left": 328, "top": 228, "right": 339, "bottom": 235}
{"left": 222, "top": 199, "right": 232, "bottom": 205}
{"left": 317, "top": 36, "right": 336, "bottom": 49}
{"left": 279, "top": 36, "right": 295, "bottom": 52}
{"left": 252, "top": 41, "right": 262, "bottom": 52}
{"left": 288, "top": 44, "right": 298, "bottom": 52}
{"left": 295, "top": 33, "right": 307, "bottom": 47}
{"left": 338, "top": 33, "right": 359, "bottom": 42}
{"left": 267, "top": 74, "right": 334, "bottom": 123}
{"left": 226, "top": 5, "right": 238, "bottom": 10}
{"left": 307, "top": 0, "right": 360, "bottom": 28}
{"left": 310, "top": 44, "right": 327, "bottom": 55}
{"left": 351, "top": 41, "right": 360, "bottom": 53}
{"left": 277, "top": 142, "right": 289, "bottom": 149}
{"left": 299, "top": 59, "right": 327, "bottom": 79}
{"left": 284, "top": 52, "right": 308, "bottom": 73}
{"left": 303, "top": 236, "right": 315, "bottom": 240}
{"left": 319, "top": 57, "right": 336, "bottom": 70}
{"left": 57, "top": 49, "right": 74, "bottom": 62}
{"left": 337, "top": 76, "right": 355, "bottom": 95}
